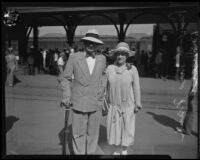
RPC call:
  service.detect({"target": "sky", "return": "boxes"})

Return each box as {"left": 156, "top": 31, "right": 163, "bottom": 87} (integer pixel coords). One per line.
{"left": 31, "top": 24, "right": 155, "bottom": 37}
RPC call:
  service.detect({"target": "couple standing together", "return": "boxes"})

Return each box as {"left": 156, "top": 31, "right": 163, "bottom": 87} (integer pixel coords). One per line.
{"left": 60, "top": 29, "right": 142, "bottom": 155}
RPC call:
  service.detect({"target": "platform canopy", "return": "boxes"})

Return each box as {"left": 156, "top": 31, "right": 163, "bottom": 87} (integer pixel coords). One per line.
{"left": 3, "top": 2, "right": 199, "bottom": 27}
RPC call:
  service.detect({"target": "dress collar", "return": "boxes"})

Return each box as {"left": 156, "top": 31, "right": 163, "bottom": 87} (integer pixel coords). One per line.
{"left": 114, "top": 63, "right": 127, "bottom": 74}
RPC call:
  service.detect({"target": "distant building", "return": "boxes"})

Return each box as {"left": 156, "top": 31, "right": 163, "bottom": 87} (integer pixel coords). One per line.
{"left": 7, "top": 33, "right": 152, "bottom": 55}
{"left": 27, "top": 35, "right": 140, "bottom": 52}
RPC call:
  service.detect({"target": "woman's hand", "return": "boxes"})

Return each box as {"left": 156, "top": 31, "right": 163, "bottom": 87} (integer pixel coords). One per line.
{"left": 134, "top": 104, "right": 142, "bottom": 113}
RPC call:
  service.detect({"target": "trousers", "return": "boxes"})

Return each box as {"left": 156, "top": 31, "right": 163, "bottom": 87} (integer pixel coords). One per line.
{"left": 72, "top": 109, "right": 101, "bottom": 154}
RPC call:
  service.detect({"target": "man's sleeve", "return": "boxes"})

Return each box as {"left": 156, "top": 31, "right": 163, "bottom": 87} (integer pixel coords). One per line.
{"left": 98, "top": 56, "right": 107, "bottom": 100}
{"left": 60, "top": 54, "right": 74, "bottom": 101}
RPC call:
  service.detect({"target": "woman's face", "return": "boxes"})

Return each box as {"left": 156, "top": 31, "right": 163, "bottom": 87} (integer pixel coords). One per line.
{"left": 116, "top": 52, "right": 128, "bottom": 65}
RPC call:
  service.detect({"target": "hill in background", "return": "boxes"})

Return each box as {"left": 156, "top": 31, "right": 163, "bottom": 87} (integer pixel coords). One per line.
{"left": 41, "top": 33, "right": 152, "bottom": 40}
{"left": 42, "top": 33, "right": 65, "bottom": 37}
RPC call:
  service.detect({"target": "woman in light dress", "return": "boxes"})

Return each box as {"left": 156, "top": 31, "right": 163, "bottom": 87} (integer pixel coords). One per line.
{"left": 105, "top": 42, "right": 142, "bottom": 155}
{"left": 5, "top": 46, "right": 18, "bottom": 87}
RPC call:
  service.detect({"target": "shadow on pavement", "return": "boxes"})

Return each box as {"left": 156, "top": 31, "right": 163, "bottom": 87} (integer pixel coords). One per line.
{"left": 191, "top": 131, "right": 198, "bottom": 137}
{"left": 6, "top": 116, "right": 19, "bottom": 133}
{"left": 154, "top": 144, "right": 197, "bottom": 159}
{"left": 146, "top": 111, "right": 180, "bottom": 131}
{"left": 98, "top": 125, "right": 107, "bottom": 143}
{"left": 58, "top": 124, "right": 113, "bottom": 155}
{"left": 58, "top": 124, "right": 73, "bottom": 155}
{"left": 98, "top": 125, "right": 114, "bottom": 155}
{"left": 13, "top": 75, "right": 21, "bottom": 86}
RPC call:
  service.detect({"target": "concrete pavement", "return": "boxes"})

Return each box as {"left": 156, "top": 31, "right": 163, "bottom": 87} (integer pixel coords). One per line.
{"left": 4, "top": 74, "right": 198, "bottom": 158}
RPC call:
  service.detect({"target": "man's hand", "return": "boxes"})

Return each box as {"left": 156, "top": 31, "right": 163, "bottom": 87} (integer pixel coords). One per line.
{"left": 61, "top": 97, "right": 72, "bottom": 109}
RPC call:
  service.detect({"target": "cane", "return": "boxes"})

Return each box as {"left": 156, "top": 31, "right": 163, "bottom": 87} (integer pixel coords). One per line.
{"left": 60, "top": 102, "right": 71, "bottom": 155}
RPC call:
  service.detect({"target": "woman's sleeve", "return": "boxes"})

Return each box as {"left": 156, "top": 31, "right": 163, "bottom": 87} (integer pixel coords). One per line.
{"left": 132, "top": 66, "right": 142, "bottom": 108}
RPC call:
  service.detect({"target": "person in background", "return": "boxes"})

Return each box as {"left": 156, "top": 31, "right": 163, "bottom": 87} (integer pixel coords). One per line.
{"left": 175, "top": 46, "right": 181, "bottom": 81}
{"left": 5, "top": 46, "right": 18, "bottom": 87}
{"left": 105, "top": 42, "right": 142, "bottom": 155}
{"left": 60, "top": 29, "right": 106, "bottom": 155}
{"left": 70, "top": 47, "right": 75, "bottom": 55}
{"left": 42, "top": 48, "right": 48, "bottom": 73}
{"left": 57, "top": 52, "right": 67, "bottom": 83}
{"left": 155, "top": 49, "right": 163, "bottom": 79}
{"left": 53, "top": 48, "right": 59, "bottom": 75}
{"left": 38, "top": 48, "right": 44, "bottom": 74}
{"left": 140, "top": 50, "right": 148, "bottom": 76}
{"left": 27, "top": 46, "right": 35, "bottom": 75}
{"left": 157, "top": 49, "right": 167, "bottom": 81}
{"left": 176, "top": 31, "right": 198, "bottom": 135}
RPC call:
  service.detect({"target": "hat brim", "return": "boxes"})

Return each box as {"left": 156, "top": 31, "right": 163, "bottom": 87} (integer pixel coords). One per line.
{"left": 109, "top": 48, "right": 135, "bottom": 57}
{"left": 81, "top": 37, "right": 104, "bottom": 45}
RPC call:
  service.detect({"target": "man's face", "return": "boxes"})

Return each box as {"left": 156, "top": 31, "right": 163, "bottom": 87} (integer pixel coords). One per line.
{"left": 8, "top": 47, "right": 13, "bottom": 52}
{"left": 84, "top": 41, "right": 98, "bottom": 54}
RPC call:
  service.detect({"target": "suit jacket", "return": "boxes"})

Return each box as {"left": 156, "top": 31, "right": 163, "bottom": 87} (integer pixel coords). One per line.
{"left": 61, "top": 51, "right": 107, "bottom": 112}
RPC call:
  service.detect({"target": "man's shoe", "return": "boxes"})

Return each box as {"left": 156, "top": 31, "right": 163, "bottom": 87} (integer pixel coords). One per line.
{"left": 121, "top": 150, "right": 128, "bottom": 155}
{"left": 176, "top": 127, "right": 191, "bottom": 135}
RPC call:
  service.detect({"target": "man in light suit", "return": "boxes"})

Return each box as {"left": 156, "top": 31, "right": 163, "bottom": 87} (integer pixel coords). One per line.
{"left": 60, "top": 29, "right": 106, "bottom": 154}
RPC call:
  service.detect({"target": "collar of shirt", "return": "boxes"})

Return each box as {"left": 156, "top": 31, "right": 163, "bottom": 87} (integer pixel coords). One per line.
{"left": 84, "top": 52, "right": 96, "bottom": 59}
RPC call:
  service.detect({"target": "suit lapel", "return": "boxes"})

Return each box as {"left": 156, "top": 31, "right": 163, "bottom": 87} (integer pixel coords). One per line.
{"left": 78, "top": 52, "right": 103, "bottom": 84}
{"left": 77, "top": 52, "right": 91, "bottom": 80}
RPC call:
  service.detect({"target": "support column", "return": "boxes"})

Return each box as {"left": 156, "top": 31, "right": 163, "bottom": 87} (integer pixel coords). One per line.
{"left": 8, "top": 28, "right": 12, "bottom": 47}
{"left": 2, "top": 14, "right": 7, "bottom": 84}
{"left": 169, "top": 12, "right": 186, "bottom": 79}
{"left": 176, "top": 13, "right": 186, "bottom": 80}
{"left": 118, "top": 13, "right": 126, "bottom": 42}
{"left": 33, "top": 25, "right": 39, "bottom": 74}
{"left": 63, "top": 15, "right": 78, "bottom": 48}
{"left": 66, "top": 25, "right": 76, "bottom": 47}
{"left": 152, "top": 23, "right": 160, "bottom": 57}
{"left": 18, "top": 26, "right": 27, "bottom": 63}
{"left": 136, "top": 41, "right": 140, "bottom": 68}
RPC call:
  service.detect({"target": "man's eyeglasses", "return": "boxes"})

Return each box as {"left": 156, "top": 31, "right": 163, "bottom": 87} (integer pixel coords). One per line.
{"left": 84, "top": 41, "right": 97, "bottom": 46}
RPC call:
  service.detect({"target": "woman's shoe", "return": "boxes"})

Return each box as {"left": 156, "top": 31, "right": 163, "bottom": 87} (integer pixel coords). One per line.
{"left": 113, "top": 151, "right": 120, "bottom": 155}
{"left": 121, "top": 150, "right": 128, "bottom": 155}
{"left": 9, "top": 84, "right": 13, "bottom": 87}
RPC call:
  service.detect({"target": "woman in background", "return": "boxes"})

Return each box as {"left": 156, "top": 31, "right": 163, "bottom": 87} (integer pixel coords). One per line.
{"left": 5, "top": 46, "right": 18, "bottom": 87}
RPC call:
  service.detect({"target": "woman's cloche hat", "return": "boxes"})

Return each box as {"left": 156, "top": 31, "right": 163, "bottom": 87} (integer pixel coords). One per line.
{"left": 81, "top": 29, "right": 104, "bottom": 45}
{"left": 109, "top": 42, "right": 135, "bottom": 57}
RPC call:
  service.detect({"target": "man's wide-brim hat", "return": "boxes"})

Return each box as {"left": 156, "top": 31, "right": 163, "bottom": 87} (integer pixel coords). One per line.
{"left": 81, "top": 29, "right": 104, "bottom": 45}
{"left": 109, "top": 42, "right": 135, "bottom": 57}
